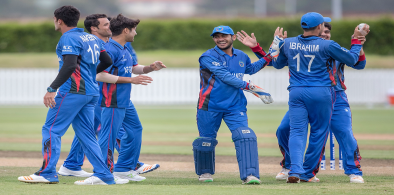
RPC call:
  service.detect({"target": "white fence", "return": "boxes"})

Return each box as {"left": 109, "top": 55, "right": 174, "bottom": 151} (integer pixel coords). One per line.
{"left": 0, "top": 68, "right": 393, "bottom": 105}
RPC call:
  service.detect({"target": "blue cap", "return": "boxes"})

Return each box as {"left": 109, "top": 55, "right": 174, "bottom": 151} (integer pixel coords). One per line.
{"left": 210, "top": 26, "right": 234, "bottom": 36}
{"left": 301, "top": 12, "right": 331, "bottom": 29}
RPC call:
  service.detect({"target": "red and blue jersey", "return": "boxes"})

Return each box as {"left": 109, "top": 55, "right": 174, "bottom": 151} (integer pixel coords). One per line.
{"left": 272, "top": 35, "right": 362, "bottom": 89}
{"left": 99, "top": 39, "right": 138, "bottom": 108}
{"left": 198, "top": 46, "right": 271, "bottom": 112}
{"left": 56, "top": 28, "right": 105, "bottom": 96}
{"left": 334, "top": 54, "right": 366, "bottom": 91}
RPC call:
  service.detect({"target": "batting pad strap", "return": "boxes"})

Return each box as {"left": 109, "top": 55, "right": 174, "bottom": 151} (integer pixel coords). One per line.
{"left": 192, "top": 137, "right": 218, "bottom": 175}
{"left": 231, "top": 127, "right": 260, "bottom": 180}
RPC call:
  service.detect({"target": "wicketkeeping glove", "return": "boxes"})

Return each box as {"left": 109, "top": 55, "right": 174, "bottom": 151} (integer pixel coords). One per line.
{"left": 244, "top": 81, "right": 274, "bottom": 104}
{"left": 266, "top": 36, "right": 284, "bottom": 61}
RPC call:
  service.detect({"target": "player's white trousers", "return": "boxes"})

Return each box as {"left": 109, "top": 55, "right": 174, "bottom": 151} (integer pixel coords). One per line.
{"left": 36, "top": 92, "right": 114, "bottom": 182}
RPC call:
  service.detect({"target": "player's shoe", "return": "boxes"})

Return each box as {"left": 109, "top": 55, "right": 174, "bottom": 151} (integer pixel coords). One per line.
{"left": 276, "top": 168, "right": 290, "bottom": 180}
{"left": 58, "top": 165, "right": 93, "bottom": 177}
{"left": 113, "top": 170, "right": 146, "bottom": 182}
{"left": 287, "top": 175, "right": 300, "bottom": 183}
{"left": 349, "top": 174, "right": 364, "bottom": 183}
{"left": 242, "top": 175, "right": 261, "bottom": 184}
{"left": 198, "top": 173, "right": 213, "bottom": 182}
{"left": 301, "top": 176, "right": 320, "bottom": 183}
{"left": 18, "top": 174, "right": 59, "bottom": 184}
{"left": 74, "top": 176, "right": 115, "bottom": 185}
{"left": 135, "top": 162, "right": 160, "bottom": 174}
{"left": 114, "top": 176, "right": 130, "bottom": 184}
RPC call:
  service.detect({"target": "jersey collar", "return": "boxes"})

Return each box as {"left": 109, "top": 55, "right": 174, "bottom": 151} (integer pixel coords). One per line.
{"left": 214, "top": 46, "right": 237, "bottom": 56}
{"left": 109, "top": 38, "right": 126, "bottom": 50}
{"left": 298, "top": 34, "right": 323, "bottom": 41}
{"left": 63, "top": 28, "right": 84, "bottom": 35}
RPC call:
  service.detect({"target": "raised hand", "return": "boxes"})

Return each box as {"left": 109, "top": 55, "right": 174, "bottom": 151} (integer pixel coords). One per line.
{"left": 274, "top": 27, "right": 287, "bottom": 39}
{"left": 236, "top": 30, "right": 258, "bottom": 47}
{"left": 150, "top": 61, "right": 167, "bottom": 71}
{"left": 354, "top": 24, "right": 370, "bottom": 37}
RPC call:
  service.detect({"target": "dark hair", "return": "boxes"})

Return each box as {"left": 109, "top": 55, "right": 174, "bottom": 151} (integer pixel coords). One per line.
{"left": 110, "top": 14, "right": 140, "bottom": 36}
{"left": 302, "top": 25, "right": 319, "bottom": 32}
{"left": 54, "top": 5, "right": 80, "bottom": 27}
{"left": 84, "top": 14, "right": 108, "bottom": 33}
{"left": 324, "top": 22, "right": 332, "bottom": 30}
{"left": 107, "top": 17, "right": 112, "bottom": 21}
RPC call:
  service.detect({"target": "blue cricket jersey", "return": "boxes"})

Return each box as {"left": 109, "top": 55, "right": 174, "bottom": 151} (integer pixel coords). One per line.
{"left": 272, "top": 35, "right": 362, "bottom": 89}
{"left": 99, "top": 39, "right": 138, "bottom": 108}
{"left": 198, "top": 46, "right": 271, "bottom": 112}
{"left": 334, "top": 55, "right": 366, "bottom": 91}
{"left": 56, "top": 28, "right": 105, "bottom": 96}
{"left": 125, "top": 42, "right": 138, "bottom": 65}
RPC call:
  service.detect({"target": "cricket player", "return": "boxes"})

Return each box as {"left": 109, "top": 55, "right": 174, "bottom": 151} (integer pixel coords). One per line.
{"left": 96, "top": 14, "right": 166, "bottom": 182}
{"left": 59, "top": 14, "right": 159, "bottom": 177}
{"left": 194, "top": 25, "right": 276, "bottom": 185}
{"left": 237, "top": 21, "right": 369, "bottom": 183}
{"left": 18, "top": 6, "right": 129, "bottom": 185}
{"left": 268, "top": 12, "right": 364, "bottom": 183}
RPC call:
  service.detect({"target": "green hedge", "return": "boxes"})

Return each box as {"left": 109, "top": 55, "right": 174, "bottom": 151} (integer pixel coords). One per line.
{"left": 0, "top": 18, "right": 393, "bottom": 55}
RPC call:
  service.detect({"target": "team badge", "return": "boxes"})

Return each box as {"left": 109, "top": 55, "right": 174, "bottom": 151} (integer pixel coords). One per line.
{"left": 239, "top": 61, "right": 244, "bottom": 67}
{"left": 216, "top": 27, "right": 223, "bottom": 31}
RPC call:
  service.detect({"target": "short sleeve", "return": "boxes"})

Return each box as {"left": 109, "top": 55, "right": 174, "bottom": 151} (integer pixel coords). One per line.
{"left": 61, "top": 35, "right": 82, "bottom": 56}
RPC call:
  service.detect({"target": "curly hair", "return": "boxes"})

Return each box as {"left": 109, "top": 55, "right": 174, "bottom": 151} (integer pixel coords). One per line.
{"left": 110, "top": 14, "right": 140, "bottom": 36}
{"left": 54, "top": 5, "right": 80, "bottom": 27}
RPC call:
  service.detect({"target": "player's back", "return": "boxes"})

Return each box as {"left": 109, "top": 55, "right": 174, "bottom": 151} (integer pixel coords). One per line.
{"left": 56, "top": 28, "right": 102, "bottom": 96}
{"left": 282, "top": 35, "right": 335, "bottom": 88}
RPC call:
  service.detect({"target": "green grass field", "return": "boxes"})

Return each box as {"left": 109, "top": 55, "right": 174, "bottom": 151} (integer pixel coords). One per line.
{"left": 0, "top": 51, "right": 394, "bottom": 68}
{"left": 1, "top": 106, "right": 394, "bottom": 194}
{"left": 1, "top": 168, "right": 393, "bottom": 195}
{"left": 0, "top": 106, "right": 393, "bottom": 158}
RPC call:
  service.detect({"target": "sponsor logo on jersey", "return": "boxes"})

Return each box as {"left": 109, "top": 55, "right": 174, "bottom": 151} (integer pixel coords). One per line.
{"left": 121, "top": 55, "right": 128, "bottom": 62}
{"left": 242, "top": 130, "right": 250, "bottom": 134}
{"left": 212, "top": 61, "right": 220, "bottom": 66}
{"left": 202, "top": 142, "right": 211, "bottom": 146}
{"left": 239, "top": 61, "right": 244, "bottom": 67}
{"left": 124, "top": 66, "right": 133, "bottom": 74}
{"left": 231, "top": 72, "right": 244, "bottom": 79}
{"left": 62, "top": 45, "right": 72, "bottom": 52}
{"left": 289, "top": 42, "right": 319, "bottom": 52}
{"left": 80, "top": 34, "right": 97, "bottom": 42}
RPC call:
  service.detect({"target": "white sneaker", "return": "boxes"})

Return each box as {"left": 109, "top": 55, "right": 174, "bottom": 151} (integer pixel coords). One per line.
{"left": 349, "top": 174, "right": 364, "bottom": 183}
{"left": 135, "top": 163, "right": 160, "bottom": 174}
{"left": 198, "top": 173, "right": 213, "bottom": 182}
{"left": 242, "top": 175, "right": 261, "bottom": 184}
{"left": 276, "top": 168, "right": 290, "bottom": 180}
{"left": 74, "top": 176, "right": 112, "bottom": 185}
{"left": 114, "top": 176, "right": 130, "bottom": 184}
{"left": 18, "top": 174, "right": 59, "bottom": 184}
{"left": 58, "top": 165, "right": 93, "bottom": 177}
{"left": 301, "top": 176, "right": 320, "bottom": 183}
{"left": 113, "top": 170, "right": 146, "bottom": 182}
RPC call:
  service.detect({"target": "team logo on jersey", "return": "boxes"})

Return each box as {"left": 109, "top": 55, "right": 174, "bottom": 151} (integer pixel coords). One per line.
{"left": 62, "top": 45, "right": 72, "bottom": 52}
{"left": 212, "top": 61, "right": 220, "bottom": 66}
{"left": 239, "top": 61, "right": 244, "bottom": 67}
{"left": 121, "top": 55, "right": 127, "bottom": 62}
{"left": 216, "top": 27, "right": 223, "bottom": 31}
